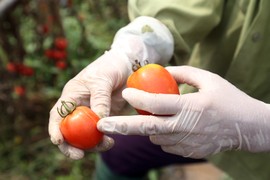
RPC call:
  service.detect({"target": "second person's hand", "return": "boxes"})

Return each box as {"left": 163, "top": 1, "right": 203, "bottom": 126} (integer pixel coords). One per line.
{"left": 98, "top": 66, "right": 270, "bottom": 159}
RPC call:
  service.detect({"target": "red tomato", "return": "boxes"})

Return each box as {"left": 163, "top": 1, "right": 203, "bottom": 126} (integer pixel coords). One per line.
{"left": 18, "top": 65, "right": 34, "bottom": 76}
{"left": 14, "top": 85, "right": 26, "bottom": 96}
{"left": 7, "top": 63, "right": 34, "bottom": 76}
{"left": 38, "top": 24, "right": 49, "bottom": 34}
{"left": 59, "top": 101, "right": 103, "bottom": 150}
{"left": 45, "top": 49, "right": 55, "bottom": 59}
{"left": 53, "top": 49, "right": 67, "bottom": 60}
{"left": 56, "top": 60, "right": 67, "bottom": 70}
{"left": 127, "top": 63, "right": 180, "bottom": 115}
{"left": 41, "top": 24, "right": 49, "bottom": 34}
{"left": 6, "top": 63, "right": 18, "bottom": 73}
{"left": 54, "top": 37, "right": 68, "bottom": 50}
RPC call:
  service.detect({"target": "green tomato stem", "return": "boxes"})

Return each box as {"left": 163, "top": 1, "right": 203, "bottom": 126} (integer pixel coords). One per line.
{"left": 57, "top": 101, "right": 77, "bottom": 118}
{"left": 132, "top": 59, "right": 149, "bottom": 72}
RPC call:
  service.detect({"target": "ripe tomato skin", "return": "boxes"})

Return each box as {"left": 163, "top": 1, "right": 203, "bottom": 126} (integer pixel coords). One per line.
{"left": 52, "top": 49, "right": 67, "bottom": 60}
{"left": 56, "top": 60, "right": 67, "bottom": 70}
{"left": 127, "top": 63, "right": 180, "bottom": 115}
{"left": 14, "top": 85, "right": 26, "bottom": 96}
{"left": 54, "top": 37, "right": 68, "bottom": 50}
{"left": 60, "top": 106, "right": 103, "bottom": 150}
{"left": 6, "top": 63, "right": 17, "bottom": 73}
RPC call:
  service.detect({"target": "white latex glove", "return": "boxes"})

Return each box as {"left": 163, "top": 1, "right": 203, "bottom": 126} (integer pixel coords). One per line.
{"left": 98, "top": 66, "right": 270, "bottom": 159}
{"left": 48, "top": 16, "right": 174, "bottom": 159}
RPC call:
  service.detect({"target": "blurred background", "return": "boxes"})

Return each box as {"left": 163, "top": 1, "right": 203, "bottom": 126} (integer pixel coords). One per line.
{"left": 0, "top": 0, "right": 128, "bottom": 179}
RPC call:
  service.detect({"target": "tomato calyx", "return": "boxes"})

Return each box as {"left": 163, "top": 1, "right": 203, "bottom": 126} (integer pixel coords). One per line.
{"left": 57, "top": 101, "right": 77, "bottom": 118}
{"left": 132, "top": 59, "right": 149, "bottom": 72}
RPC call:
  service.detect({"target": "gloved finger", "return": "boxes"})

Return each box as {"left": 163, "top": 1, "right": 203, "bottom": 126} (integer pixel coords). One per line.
{"left": 98, "top": 115, "right": 173, "bottom": 135}
{"left": 85, "top": 51, "right": 129, "bottom": 118}
{"left": 158, "top": 135, "right": 226, "bottom": 158}
{"left": 88, "top": 77, "right": 113, "bottom": 118}
{"left": 149, "top": 133, "right": 190, "bottom": 146}
{"left": 88, "top": 135, "right": 114, "bottom": 152}
{"left": 110, "top": 86, "right": 127, "bottom": 116}
{"left": 161, "top": 144, "right": 197, "bottom": 158}
{"left": 162, "top": 143, "right": 214, "bottom": 159}
{"left": 84, "top": 63, "right": 116, "bottom": 118}
{"left": 166, "top": 66, "right": 221, "bottom": 90}
{"left": 58, "top": 142, "right": 84, "bottom": 160}
{"left": 122, "top": 88, "right": 181, "bottom": 115}
{"left": 48, "top": 80, "right": 91, "bottom": 145}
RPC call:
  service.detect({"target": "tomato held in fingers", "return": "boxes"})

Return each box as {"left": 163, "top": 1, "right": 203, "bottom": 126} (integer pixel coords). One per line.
{"left": 127, "top": 62, "right": 180, "bottom": 115}
{"left": 58, "top": 101, "right": 103, "bottom": 150}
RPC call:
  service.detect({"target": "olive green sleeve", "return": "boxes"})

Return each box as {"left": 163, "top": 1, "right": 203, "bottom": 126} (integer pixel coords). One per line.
{"left": 128, "top": 0, "right": 224, "bottom": 65}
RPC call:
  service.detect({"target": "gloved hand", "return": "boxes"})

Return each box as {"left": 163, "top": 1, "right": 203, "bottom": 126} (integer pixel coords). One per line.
{"left": 98, "top": 66, "right": 270, "bottom": 159}
{"left": 48, "top": 50, "right": 129, "bottom": 160}
{"left": 48, "top": 16, "right": 174, "bottom": 159}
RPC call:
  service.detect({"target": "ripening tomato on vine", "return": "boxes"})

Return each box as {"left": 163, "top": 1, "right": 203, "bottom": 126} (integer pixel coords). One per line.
{"left": 6, "top": 62, "right": 34, "bottom": 76}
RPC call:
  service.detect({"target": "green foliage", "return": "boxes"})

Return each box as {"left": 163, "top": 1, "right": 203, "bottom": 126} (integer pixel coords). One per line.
{"left": 0, "top": 0, "right": 128, "bottom": 179}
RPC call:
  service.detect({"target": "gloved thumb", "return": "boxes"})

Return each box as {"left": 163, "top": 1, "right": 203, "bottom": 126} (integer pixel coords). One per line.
{"left": 166, "top": 66, "right": 223, "bottom": 90}
{"left": 98, "top": 114, "right": 170, "bottom": 135}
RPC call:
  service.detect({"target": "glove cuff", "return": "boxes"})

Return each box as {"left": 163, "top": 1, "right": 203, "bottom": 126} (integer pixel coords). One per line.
{"left": 111, "top": 16, "right": 174, "bottom": 67}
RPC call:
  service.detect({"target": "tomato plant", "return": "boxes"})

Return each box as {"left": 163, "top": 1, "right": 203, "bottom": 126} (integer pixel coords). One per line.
{"left": 58, "top": 101, "right": 103, "bottom": 150}
{"left": 127, "top": 61, "right": 180, "bottom": 115}
{"left": 0, "top": 0, "right": 128, "bottom": 178}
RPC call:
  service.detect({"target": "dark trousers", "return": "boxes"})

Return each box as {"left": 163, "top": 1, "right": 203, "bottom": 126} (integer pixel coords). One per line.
{"left": 101, "top": 135, "right": 206, "bottom": 177}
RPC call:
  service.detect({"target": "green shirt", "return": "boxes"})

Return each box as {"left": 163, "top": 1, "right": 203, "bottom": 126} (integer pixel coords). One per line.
{"left": 129, "top": 0, "right": 270, "bottom": 179}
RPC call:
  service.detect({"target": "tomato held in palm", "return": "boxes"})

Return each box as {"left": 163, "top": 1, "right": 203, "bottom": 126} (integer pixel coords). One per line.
{"left": 127, "top": 63, "right": 180, "bottom": 115}
{"left": 58, "top": 101, "right": 103, "bottom": 150}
